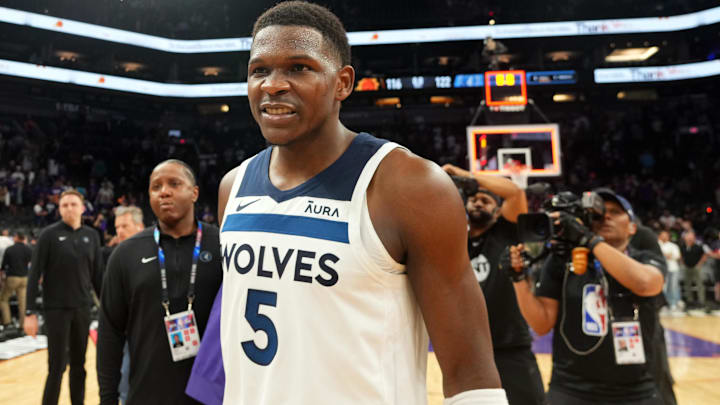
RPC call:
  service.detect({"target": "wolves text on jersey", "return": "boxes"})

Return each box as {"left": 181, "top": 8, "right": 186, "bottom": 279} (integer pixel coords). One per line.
{"left": 222, "top": 242, "right": 339, "bottom": 287}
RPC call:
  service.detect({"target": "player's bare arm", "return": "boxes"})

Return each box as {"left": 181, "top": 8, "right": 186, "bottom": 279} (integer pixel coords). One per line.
{"left": 509, "top": 244, "right": 559, "bottom": 335}
{"left": 368, "top": 149, "right": 502, "bottom": 397}
{"left": 217, "top": 166, "right": 240, "bottom": 227}
{"left": 442, "top": 163, "right": 527, "bottom": 222}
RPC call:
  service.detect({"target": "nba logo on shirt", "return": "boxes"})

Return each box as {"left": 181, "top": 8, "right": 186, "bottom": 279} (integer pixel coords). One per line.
{"left": 582, "top": 284, "right": 608, "bottom": 336}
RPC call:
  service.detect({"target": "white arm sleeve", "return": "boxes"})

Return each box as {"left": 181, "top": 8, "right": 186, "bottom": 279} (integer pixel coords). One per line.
{"left": 443, "top": 389, "right": 509, "bottom": 405}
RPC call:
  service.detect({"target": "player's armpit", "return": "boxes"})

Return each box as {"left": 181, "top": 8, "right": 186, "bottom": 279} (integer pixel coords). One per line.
{"left": 368, "top": 149, "right": 502, "bottom": 397}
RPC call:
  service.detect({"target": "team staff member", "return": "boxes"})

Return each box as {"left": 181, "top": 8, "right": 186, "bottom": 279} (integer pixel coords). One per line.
{"left": 217, "top": 3, "right": 506, "bottom": 404}
{"left": 443, "top": 164, "right": 545, "bottom": 405}
{"left": 510, "top": 189, "right": 666, "bottom": 404}
{"left": 25, "top": 189, "right": 103, "bottom": 405}
{"left": 97, "top": 159, "right": 222, "bottom": 405}
{"left": 0, "top": 231, "right": 32, "bottom": 330}
{"left": 105, "top": 205, "right": 146, "bottom": 405}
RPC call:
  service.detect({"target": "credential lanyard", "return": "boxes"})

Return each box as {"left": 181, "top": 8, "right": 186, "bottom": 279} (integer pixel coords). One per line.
{"left": 154, "top": 222, "right": 203, "bottom": 317}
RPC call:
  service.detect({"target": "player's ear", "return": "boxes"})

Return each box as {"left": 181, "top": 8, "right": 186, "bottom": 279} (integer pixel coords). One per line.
{"left": 335, "top": 65, "right": 355, "bottom": 101}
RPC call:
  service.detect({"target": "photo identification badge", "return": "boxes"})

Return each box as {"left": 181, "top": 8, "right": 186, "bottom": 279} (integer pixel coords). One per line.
{"left": 164, "top": 309, "right": 201, "bottom": 362}
{"left": 611, "top": 320, "right": 645, "bottom": 365}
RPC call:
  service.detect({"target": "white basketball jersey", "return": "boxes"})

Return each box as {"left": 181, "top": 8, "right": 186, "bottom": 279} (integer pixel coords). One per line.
{"left": 220, "top": 133, "right": 429, "bottom": 404}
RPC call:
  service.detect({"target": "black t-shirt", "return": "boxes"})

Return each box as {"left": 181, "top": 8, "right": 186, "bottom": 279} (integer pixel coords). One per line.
{"left": 680, "top": 243, "right": 704, "bottom": 267}
{"left": 535, "top": 246, "right": 667, "bottom": 401}
{"left": 97, "top": 223, "right": 223, "bottom": 405}
{"left": 1, "top": 242, "right": 32, "bottom": 277}
{"left": 468, "top": 217, "right": 532, "bottom": 349}
{"left": 27, "top": 221, "right": 103, "bottom": 310}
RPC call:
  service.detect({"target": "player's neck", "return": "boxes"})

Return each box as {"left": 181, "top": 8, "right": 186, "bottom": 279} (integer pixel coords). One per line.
{"left": 269, "top": 123, "right": 355, "bottom": 190}
{"left": 158, "top": 215, "right": 196, "bottom": 239}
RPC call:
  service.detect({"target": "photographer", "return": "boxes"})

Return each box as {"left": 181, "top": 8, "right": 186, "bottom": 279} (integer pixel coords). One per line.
{"left": 443, "top": 164, "right": 545, "bottom": 405}
{"left": 510, "top": 189, "right": 666, "bottom": 404}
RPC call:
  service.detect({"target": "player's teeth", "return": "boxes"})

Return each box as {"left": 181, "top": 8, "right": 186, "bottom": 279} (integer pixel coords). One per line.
{"left": 266, "top": 108, "right": 292, "bottom": 115}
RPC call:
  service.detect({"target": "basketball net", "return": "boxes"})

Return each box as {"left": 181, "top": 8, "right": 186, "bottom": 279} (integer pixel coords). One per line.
{"left": 504, "top": 160, "right": 529, "bottom": 190}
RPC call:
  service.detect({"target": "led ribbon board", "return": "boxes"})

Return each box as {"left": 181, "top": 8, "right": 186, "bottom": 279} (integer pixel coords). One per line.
{"left": 0, "top": 6, "right": 719, "bottom": 53}
{"left": 594, "top": 60, "right": 720, "bottom": 83}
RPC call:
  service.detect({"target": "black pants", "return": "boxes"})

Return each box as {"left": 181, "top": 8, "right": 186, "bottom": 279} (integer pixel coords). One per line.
{"left": 43, "top": 307, "right": 90, "bottom": 405}
{"left": 652, "top": 324, "right": 677, "bottom": 405}
{"left": 495, "top": 347, "right": 547, "bottom": 405}
{"left": 547, "top": 388, "right": 663, "bottom": 405}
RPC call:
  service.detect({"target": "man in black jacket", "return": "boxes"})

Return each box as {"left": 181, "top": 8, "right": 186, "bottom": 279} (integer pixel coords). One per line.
{"left": 97, "top": 159, "right": 222, "bottom": 405}
{"left": 0, "top": 231, "right": 32, "bottom": 330}
{"left": 25, "top": 189, "right": 103, "bottom": 405}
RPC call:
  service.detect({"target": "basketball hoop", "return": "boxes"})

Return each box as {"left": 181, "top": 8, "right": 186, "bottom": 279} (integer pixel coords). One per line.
{"left": 504, "top": 160, "right": 529, "bottom": 189}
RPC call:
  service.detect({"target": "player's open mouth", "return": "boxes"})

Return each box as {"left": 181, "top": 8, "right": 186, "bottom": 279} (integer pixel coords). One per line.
{"left": 262, "top": 107, "right": 295, "bottom": 115}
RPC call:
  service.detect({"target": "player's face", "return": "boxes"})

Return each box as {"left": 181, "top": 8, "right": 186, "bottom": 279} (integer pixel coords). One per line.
{"left": 658, "top": 231, "right": 669, "bottom": 243}
{"left": 593, "top": 201, "right": 635, "bottom": 245}
{"left": 115, "top": 213, "right": 143, "bottom": 242}
{"left": 247, "top": 25, "right": 353, "bottom": 146}
{"left": 149, "top": 163, "right": 198, "bottom": 226}
{"left": 58, "top": 194, "right": 85, "bottom": 225}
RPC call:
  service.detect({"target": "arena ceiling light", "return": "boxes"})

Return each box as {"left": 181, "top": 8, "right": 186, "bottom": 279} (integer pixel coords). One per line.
{"left": 552, "top": 93, "right": 576, "bottom": 102}
{"left": 605, "top": 47, "right": 659, "bottom": 62}
{"left": 0, "top": 6, "right": 719, "bottom": 54}
{"left": 199, "top": 66, "right": 224, "bottom": 76}
{"left": 55, "top": 51, "right": 80, "bottom": 62}
{"left": 120, "top": 62, "right": 145, "bottom": 72}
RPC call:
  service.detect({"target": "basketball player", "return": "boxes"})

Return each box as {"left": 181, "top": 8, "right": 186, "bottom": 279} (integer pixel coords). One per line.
{"left": 510, "top": 189, "right": 666, "bottom": 404}
{"left": 216, "top": 2, "right": 506, "bottom": 404}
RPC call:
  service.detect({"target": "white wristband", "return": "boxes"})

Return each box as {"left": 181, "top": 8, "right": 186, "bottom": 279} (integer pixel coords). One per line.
{"left": 443, "top": 389, "right": 509, "bottom": 405}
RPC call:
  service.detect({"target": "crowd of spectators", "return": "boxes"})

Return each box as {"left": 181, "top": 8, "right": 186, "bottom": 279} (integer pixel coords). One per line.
{"left": 0, "top": 92, "right": 718, "bottom": 251}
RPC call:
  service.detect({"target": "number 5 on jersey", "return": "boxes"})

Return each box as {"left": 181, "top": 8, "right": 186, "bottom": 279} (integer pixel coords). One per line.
{"left": 241, "top": 289, "right": 278, "bottom": 365}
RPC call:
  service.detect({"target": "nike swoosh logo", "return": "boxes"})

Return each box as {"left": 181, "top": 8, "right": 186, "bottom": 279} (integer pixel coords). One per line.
{"left": 58, "top": 236, "right": 67, "bottom": 241}
{"left": 141, "top": 256, "right": 157, "bottom": 264}
{"left": 236, "top": 198, "right": 261, "bottom": 212}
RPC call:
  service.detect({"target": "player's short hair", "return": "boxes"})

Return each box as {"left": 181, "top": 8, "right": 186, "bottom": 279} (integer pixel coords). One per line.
{"left": 115, "top": 205, "right": 144, "bottom": 226}
{"left": 152, "top": 159, "right": 197, "bottom": 186}
{"left": 14, "top": 231, "right": 25, "bottom": 240}
{"left": 252, "top": 1, "right": 351, "bottom": 67}
{"left": 60, "top": 189, "right": 85, "bottom": 203}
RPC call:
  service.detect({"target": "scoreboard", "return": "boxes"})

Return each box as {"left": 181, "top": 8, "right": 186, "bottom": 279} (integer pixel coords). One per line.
{"left": 484, "top": 70, "right": 527, "bottom": 106}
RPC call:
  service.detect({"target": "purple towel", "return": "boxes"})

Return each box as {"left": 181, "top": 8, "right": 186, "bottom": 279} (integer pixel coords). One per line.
{"left": 186, "top": 286, "right": 225, "bottom": 404}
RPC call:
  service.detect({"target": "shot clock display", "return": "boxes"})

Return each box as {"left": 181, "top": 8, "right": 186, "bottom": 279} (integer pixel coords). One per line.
{"left": 484, "top": 70, "right": 528, "bottom": 106}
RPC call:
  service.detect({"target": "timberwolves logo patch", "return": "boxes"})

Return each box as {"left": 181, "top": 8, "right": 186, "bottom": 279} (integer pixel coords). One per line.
{"left": 470, "top": 254, "right": 491, "bottom": 283}
{"left": 82, "top": 236, "right": 89, "bottom": 243}
{"left": 200, "top": 251, "right": 213, "bottom": 263}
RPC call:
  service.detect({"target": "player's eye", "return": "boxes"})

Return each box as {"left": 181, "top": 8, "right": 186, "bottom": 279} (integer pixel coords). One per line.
{"left": 291, "top": 64, "right": 311, "bottom": 72}
{"left": 251, "top": 66, "right": 268, "bottom": 75}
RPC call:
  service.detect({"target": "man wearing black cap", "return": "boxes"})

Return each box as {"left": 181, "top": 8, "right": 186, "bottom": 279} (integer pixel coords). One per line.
{"left": 443, "top": 164, "right": 545, "bottom": 405}
{"left": 509, "top": 189, "right": 666, "bottom": 404}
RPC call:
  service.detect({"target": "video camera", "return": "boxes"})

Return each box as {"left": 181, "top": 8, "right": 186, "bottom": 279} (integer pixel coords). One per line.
{"left": 517, "top": 191, "right": 605, "bottom": 247}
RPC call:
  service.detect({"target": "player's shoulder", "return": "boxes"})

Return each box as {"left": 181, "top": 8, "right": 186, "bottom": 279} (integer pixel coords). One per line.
{"left": 375, "top": 148, "right": 456, "bottom": 198}
{"left": 220, "top": 149, "right": 267, "bottom": 188}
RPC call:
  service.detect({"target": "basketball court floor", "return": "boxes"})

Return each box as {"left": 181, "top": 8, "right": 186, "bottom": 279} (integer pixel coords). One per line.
{"left": 2, "top": 316, "right": 719, "bottom": 404}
